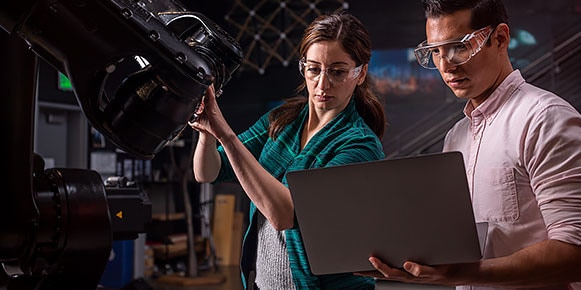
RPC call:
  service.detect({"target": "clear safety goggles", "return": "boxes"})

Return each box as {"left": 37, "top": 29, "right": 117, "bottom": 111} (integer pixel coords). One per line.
{"left": 414, "top": 26, "right": 494, "bottom": 69}
{"left": 299, "top": 58, "right": 363, "bottom": 84}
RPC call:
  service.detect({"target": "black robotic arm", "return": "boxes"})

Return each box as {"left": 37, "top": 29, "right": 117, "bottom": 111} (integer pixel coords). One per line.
{"left": 0, "top": 0, "right": 242, "bottom": 289}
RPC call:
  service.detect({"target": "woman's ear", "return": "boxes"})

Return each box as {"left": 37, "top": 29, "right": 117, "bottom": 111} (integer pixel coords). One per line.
{"left": 358, "top": 64, "right": 368, "bottom": 85}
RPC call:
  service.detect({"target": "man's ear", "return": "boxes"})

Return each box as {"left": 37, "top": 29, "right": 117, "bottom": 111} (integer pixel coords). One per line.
{"left": 494, "top": 23, "right": 511, "bottom": 49}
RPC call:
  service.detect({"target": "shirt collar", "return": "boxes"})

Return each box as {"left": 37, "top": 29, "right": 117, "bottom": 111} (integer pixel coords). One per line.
{"left": 463, "top": 70, "right": 526, "bottom": 124}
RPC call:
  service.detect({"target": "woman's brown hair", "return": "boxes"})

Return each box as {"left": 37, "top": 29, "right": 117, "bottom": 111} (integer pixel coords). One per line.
{"left": 267, "top": 11, "right": 386, "bottom": 139}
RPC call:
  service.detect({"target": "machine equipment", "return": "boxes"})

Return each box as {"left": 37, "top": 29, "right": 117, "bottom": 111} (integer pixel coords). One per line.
{"left": 0, "top": 0, "right": 242, "bottom": 288}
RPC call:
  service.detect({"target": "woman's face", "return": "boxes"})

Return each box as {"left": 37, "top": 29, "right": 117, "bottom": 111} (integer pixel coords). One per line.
{"left": 302, "top": 41, "right": 366, "bottom": 112}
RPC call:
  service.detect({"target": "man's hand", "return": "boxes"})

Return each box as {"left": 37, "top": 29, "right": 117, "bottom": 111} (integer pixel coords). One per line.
{"left": 355, "top": 257, "right": 457, "bottom": 286}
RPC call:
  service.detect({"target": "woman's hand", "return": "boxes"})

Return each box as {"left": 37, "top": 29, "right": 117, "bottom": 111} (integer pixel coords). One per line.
{"left": 188, "top": 84, "right": 232, "bottom": 142}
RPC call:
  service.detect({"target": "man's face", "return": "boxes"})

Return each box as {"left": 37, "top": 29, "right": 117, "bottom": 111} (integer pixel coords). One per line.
{"left": 426, "top": 10, "right": 502, "bottom": 107}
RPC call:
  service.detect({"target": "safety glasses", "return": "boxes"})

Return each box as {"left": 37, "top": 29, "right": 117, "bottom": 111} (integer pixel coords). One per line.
{"left": 414, "top": 26, "right": 494, "bottom": 69}
{"left": 299, "top": 58, "right": 363, "bottom": 84}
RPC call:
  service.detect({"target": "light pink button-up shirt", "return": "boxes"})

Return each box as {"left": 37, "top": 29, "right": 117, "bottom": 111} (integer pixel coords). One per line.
{"left": 443, "top": 70, "right": 581, "bottom": 290}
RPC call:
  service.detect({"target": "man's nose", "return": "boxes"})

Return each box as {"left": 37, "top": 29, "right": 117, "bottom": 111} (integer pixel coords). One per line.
{"left": 437, "top": 54, "right": 458, "bottom": 72}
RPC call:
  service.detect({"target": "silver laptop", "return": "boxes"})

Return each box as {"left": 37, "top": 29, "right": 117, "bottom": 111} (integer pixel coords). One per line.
{"left": 286, "top": 151, "right": 485, "bottom": 275}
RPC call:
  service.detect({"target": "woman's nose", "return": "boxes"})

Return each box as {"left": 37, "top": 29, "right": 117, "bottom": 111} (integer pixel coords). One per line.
{"left": 316, "top": 70, "right": 331, "bottom": 88}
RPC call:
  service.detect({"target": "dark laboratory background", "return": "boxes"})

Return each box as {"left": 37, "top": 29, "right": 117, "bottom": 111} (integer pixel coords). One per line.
{"left": 22, "top": 0, "right": 581, "bottom": 289}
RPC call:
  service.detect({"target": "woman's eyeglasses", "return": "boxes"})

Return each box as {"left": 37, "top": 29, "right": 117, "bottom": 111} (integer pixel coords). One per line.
{"left": 299, "top": 58, "right": 363, "bottom": 84}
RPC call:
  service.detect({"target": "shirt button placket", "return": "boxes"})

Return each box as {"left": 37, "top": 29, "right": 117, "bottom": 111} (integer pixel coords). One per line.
{"left": 467, "top": 114, "right": 483, "bottom": 192}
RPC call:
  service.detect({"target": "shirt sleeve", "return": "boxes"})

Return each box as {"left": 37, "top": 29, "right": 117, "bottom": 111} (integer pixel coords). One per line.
{"left": 525, "top": 104, "right": 581, "bottom": 245}
{"left": 215, "top": 111, "right": 271, "bottom": 182}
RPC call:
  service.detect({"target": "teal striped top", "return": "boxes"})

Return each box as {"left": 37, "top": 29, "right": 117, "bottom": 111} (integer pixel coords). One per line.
{"left": 215, "top": 98, "right": 384, "bottom": 289}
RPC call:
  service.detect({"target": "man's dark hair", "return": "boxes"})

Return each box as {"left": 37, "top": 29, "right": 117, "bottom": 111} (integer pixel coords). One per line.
{"left": 421, "top": 0, "right": 509, "bottom": 29}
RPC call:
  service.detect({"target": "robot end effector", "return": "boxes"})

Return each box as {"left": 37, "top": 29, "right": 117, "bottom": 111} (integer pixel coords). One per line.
{"left": 0, "top": 0, "right": 243, "bottom": 159}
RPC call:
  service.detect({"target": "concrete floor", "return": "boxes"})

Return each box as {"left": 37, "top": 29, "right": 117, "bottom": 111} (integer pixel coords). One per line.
{"left": 0, "top": 267, "right": 453, "bottom": 290}
{"left": 147, "top": 265, "right": 243, "bottom": 290}
{"left": 145, "top": 267, "right": 453, "bottom": 290}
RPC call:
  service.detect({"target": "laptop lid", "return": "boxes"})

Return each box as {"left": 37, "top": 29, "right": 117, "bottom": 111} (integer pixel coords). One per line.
{"left": 286, "top": 151, "right": 483, "bottom": 275}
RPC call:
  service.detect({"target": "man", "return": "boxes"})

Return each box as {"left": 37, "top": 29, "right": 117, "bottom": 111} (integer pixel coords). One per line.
{"left": 357, "top": 0, "right": 581, "bottom": 289}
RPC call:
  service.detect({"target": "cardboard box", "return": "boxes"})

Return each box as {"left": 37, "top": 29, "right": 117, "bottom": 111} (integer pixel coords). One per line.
{"left": 212, "top": 194, "right": 236, "bottom": 265}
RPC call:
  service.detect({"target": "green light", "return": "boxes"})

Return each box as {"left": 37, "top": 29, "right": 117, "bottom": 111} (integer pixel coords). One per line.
{"left": 58, "top": 72, "right": 73, "bottom": 91}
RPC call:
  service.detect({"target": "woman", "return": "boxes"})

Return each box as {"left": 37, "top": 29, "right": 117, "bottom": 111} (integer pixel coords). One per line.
{"left": 190, "top": 11, "right": 386, "bottom": 289}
